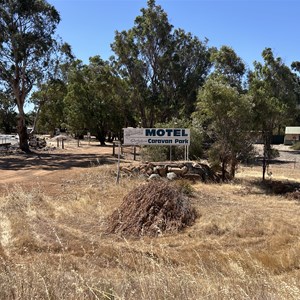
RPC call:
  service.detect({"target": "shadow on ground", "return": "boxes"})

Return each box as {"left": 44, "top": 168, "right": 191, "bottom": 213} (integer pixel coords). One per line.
{"left": 0, "top": 151, "right": 117, "bottom": 171}
{"left": 249, "top": 179, "right": 300, "bottom": 196}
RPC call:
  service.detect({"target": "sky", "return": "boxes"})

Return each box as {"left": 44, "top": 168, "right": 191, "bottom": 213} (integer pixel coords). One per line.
{"left": 47, "top": 0, "right": 300, "bottom": 71}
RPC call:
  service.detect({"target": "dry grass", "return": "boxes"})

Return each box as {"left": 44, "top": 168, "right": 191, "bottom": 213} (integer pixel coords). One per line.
{"left": 1, "top": 163, "right": 300, "bottom": 299}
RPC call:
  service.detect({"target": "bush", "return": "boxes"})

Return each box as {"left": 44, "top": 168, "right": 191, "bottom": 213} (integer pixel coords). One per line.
{"left": 291, "top": 141, "right": 300, "bottom": 150}
{"left": 141, "top": 144, "right": 185, "bottom": 162}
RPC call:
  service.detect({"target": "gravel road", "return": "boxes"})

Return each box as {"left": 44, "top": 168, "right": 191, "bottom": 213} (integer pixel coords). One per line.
{"left": 255, "top": 144, "right": 300, "bottom": 169}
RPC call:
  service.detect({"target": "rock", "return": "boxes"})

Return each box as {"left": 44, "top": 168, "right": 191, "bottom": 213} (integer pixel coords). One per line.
{"left": 119, "top": 161, "right": 219, "bottom": 182}
{"left": 167, "top": 172, "right": 177, "bottom": 180}
{"left": 120, "top": 167, "right": 132, "bottom": 174}
{"left": 168, "top": 165, "right": 188, "bottom": 177}
{"left": 154, "top": 165, "right": 168, "bottom": 177}
{"left": 138, "top": 174, "right": 149, "bottom": 180}
{"left": 148, "top": 174, "right": 161, "bottom": 181}
{"left": 131, "top": 167, "right": 140, "bottom": 175}
{"left": 181, "top": 165, "right": 188, "bottom": 175}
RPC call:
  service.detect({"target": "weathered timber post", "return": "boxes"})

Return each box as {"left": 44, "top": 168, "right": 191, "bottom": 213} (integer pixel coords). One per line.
{"left": 133, "top": 146, "right": 136, "bottom": 161}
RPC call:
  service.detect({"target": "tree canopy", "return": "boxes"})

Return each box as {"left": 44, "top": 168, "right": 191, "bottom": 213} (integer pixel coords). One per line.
{"left": 0, "top": 0, "right": 61, "bottom": 151}
{"left": 1, "top": 0, "right": 300, "bottom": 182}
{"left": 112, "top": 0, "right": 211, "bottom": 127}
{"left": 249, "top": 48, "right": 299, "bottom": 179}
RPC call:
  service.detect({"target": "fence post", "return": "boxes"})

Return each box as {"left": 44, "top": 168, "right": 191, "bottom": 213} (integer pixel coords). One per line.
{"left": 57, "top": 139, "right": 59, "bottom": 148}
{"left": 116, "top": 141, "right": 121, "bottom": 184}
{"left": 62, "top": 139, "right": 64, "bottom": 149}
{"left": 113, "top": 142, "right": 116, "bottom": 156}
{"left": 133, "top": 146, "right": 136, "bottom": 161}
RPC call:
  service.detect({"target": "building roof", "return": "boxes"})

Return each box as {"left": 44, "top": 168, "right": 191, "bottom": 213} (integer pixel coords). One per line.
{"left": 285, "top": 127, "right": 300, "bottom": 134}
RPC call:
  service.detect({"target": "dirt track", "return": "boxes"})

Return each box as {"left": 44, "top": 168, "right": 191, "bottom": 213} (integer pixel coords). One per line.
{"left": 255, "top": 144, "right": 300, "bottom": 169}
{"left": 1, "top": 141, "right": 299, "bottom": 193}
{"left": 0, "top": 140, "right": 116, "bottom": 192}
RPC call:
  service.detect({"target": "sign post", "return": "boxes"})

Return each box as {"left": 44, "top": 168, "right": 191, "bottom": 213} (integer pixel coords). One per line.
{"left": 116, "top": 141, "right": 121, "bottom": 184}
{"left": 116, "top": 128, "right": 190, "bottom": 183}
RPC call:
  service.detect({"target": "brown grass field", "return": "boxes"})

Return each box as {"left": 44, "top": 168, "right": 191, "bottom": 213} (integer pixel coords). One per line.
{"left": 0, "top": 141, "right": 300, "bottom": 299}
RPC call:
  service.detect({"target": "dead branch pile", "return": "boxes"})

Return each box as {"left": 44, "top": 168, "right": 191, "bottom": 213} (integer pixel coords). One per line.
{"left": 106, "top": 181, "right": 197, "bottom": 237}
{"left": 120, "top": 161, "right": 220, "bottom": 182}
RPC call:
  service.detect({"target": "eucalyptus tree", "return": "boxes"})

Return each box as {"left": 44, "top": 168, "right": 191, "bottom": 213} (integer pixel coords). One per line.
{"left": 112, "top": 0, "right": 211, "bottom": 127}
{"left": 290, "top": 61, "right": 300, "bottom": 125}
{"left": 210, "top": 45, "right": 246, "bottom": 90}
{"left": 167, "top": 29, "right": 211, "bottom": 119}
{"left": 249, "top": 48, "right": 299, "bottom": 180}
{"left": 30, "top": 79, "right": 67, "bottom": 136}
{"left": 30, "top": 43, "right": 74, "bottom": 135}
{"left": 196, "top": 77, "right": 254, "bottom": 181}
{"left": 193, "top": 46, "right": 253, "bottom": 179}
{"left": 64, "top": 57, "right": 131, "bottom": 145}
{"left": 0, "top": 0, "right": 61, "bottom": 151}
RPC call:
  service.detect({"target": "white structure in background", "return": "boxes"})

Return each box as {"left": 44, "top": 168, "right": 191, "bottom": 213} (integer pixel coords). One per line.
{"left": 0, "top": 134, "right": 19, "bottom": 145}
{"left": 284, "top": 126, "right": 300, "bottom": 145}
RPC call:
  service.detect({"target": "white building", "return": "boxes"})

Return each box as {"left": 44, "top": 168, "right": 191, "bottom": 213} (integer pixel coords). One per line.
{"left": 284, "top": 126, "right": 300, "bottom": 145}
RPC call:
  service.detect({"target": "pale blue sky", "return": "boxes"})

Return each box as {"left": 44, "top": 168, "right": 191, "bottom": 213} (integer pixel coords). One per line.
{"left": 48, "top": 0, "right": 299, "bottom": 69}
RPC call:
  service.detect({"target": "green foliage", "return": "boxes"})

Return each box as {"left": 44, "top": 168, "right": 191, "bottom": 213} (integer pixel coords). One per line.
{"left": 0, "top": 0, "right": 61, "bottom": 151}
{"left": 0, "top": 91, "right": 16, "bottom": 133}
{"left": 64, "top": 57, "right": 131, "bottom": 145}
{"left": 31, "top": 79, "right": 67, "bottom": 135}
{"left": 291, "top": 142, "right": 300, "bottom": 150}
{"left": 210, "top": 45, "right": 246, "bottom": 89}
{"left": 249, "top": 48, "right": 299, "bottom": 179}
{"left": 174, "top": 180, "right": 195, "bottom": 197}
{"left": 195, "top": 77, "right": 254, "bottom": 180}
{"left": 141, "top": 145, "right": 170, "bottom": 162}
{"left": 112, "top": 0, "right": 211, "bottom": 127}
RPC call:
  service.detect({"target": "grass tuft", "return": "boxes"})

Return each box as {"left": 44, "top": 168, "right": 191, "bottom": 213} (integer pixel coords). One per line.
{"left": 0, "top": 164, "right": 300, "bottom": 298}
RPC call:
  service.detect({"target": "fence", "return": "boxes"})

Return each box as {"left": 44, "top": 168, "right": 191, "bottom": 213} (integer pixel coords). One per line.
{"left": 0, "top": 135, "right": 19, "bottom": 147}
{"left": 113, "top": 142, "right": 140, "bottom": 161}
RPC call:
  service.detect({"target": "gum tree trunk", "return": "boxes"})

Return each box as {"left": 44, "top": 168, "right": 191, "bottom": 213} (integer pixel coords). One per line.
{"left": 17, "top": 111, "right": 29, "bottom": 152}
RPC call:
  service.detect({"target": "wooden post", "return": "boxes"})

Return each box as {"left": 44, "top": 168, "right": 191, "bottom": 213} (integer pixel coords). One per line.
{"left": 77, "top": 137, "right": 80, "bottom": 147}
{"left": 57, "top": 139, "right": 59, "bottom": 148}
{"left": 116, "top": 142, "right": 121, "bottom": 184}
{"left": 113, "top": 142, "right": 116, "bottom": 156}
{"left": 133, "top": 146, "right": 136, "bottom": 161}
{"left": 62, "top": 139, "right": 64, "bottom": 149}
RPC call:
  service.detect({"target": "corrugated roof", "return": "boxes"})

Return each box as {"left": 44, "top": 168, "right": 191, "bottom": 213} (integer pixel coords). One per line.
{"left": 285, "top": 127, "right": 300, "bottom": 134}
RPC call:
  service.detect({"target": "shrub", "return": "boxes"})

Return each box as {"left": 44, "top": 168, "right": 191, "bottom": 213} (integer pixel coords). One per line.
{"left": 291, "top": 141, "right": 300, "bottom": 150}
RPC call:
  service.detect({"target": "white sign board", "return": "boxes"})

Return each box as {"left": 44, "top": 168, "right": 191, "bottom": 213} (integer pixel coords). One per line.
{"left": 123, "top": 128, "right": 190, "bottom": 146}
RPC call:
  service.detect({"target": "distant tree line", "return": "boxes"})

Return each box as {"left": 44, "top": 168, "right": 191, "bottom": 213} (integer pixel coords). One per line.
{"left": 1, "top": 0, "right": 300, "bottom": 180}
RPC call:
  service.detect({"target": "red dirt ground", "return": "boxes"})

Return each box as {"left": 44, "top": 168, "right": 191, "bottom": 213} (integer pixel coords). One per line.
{"left": 0, "top": 139, "right": 115, "bottom": 193}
